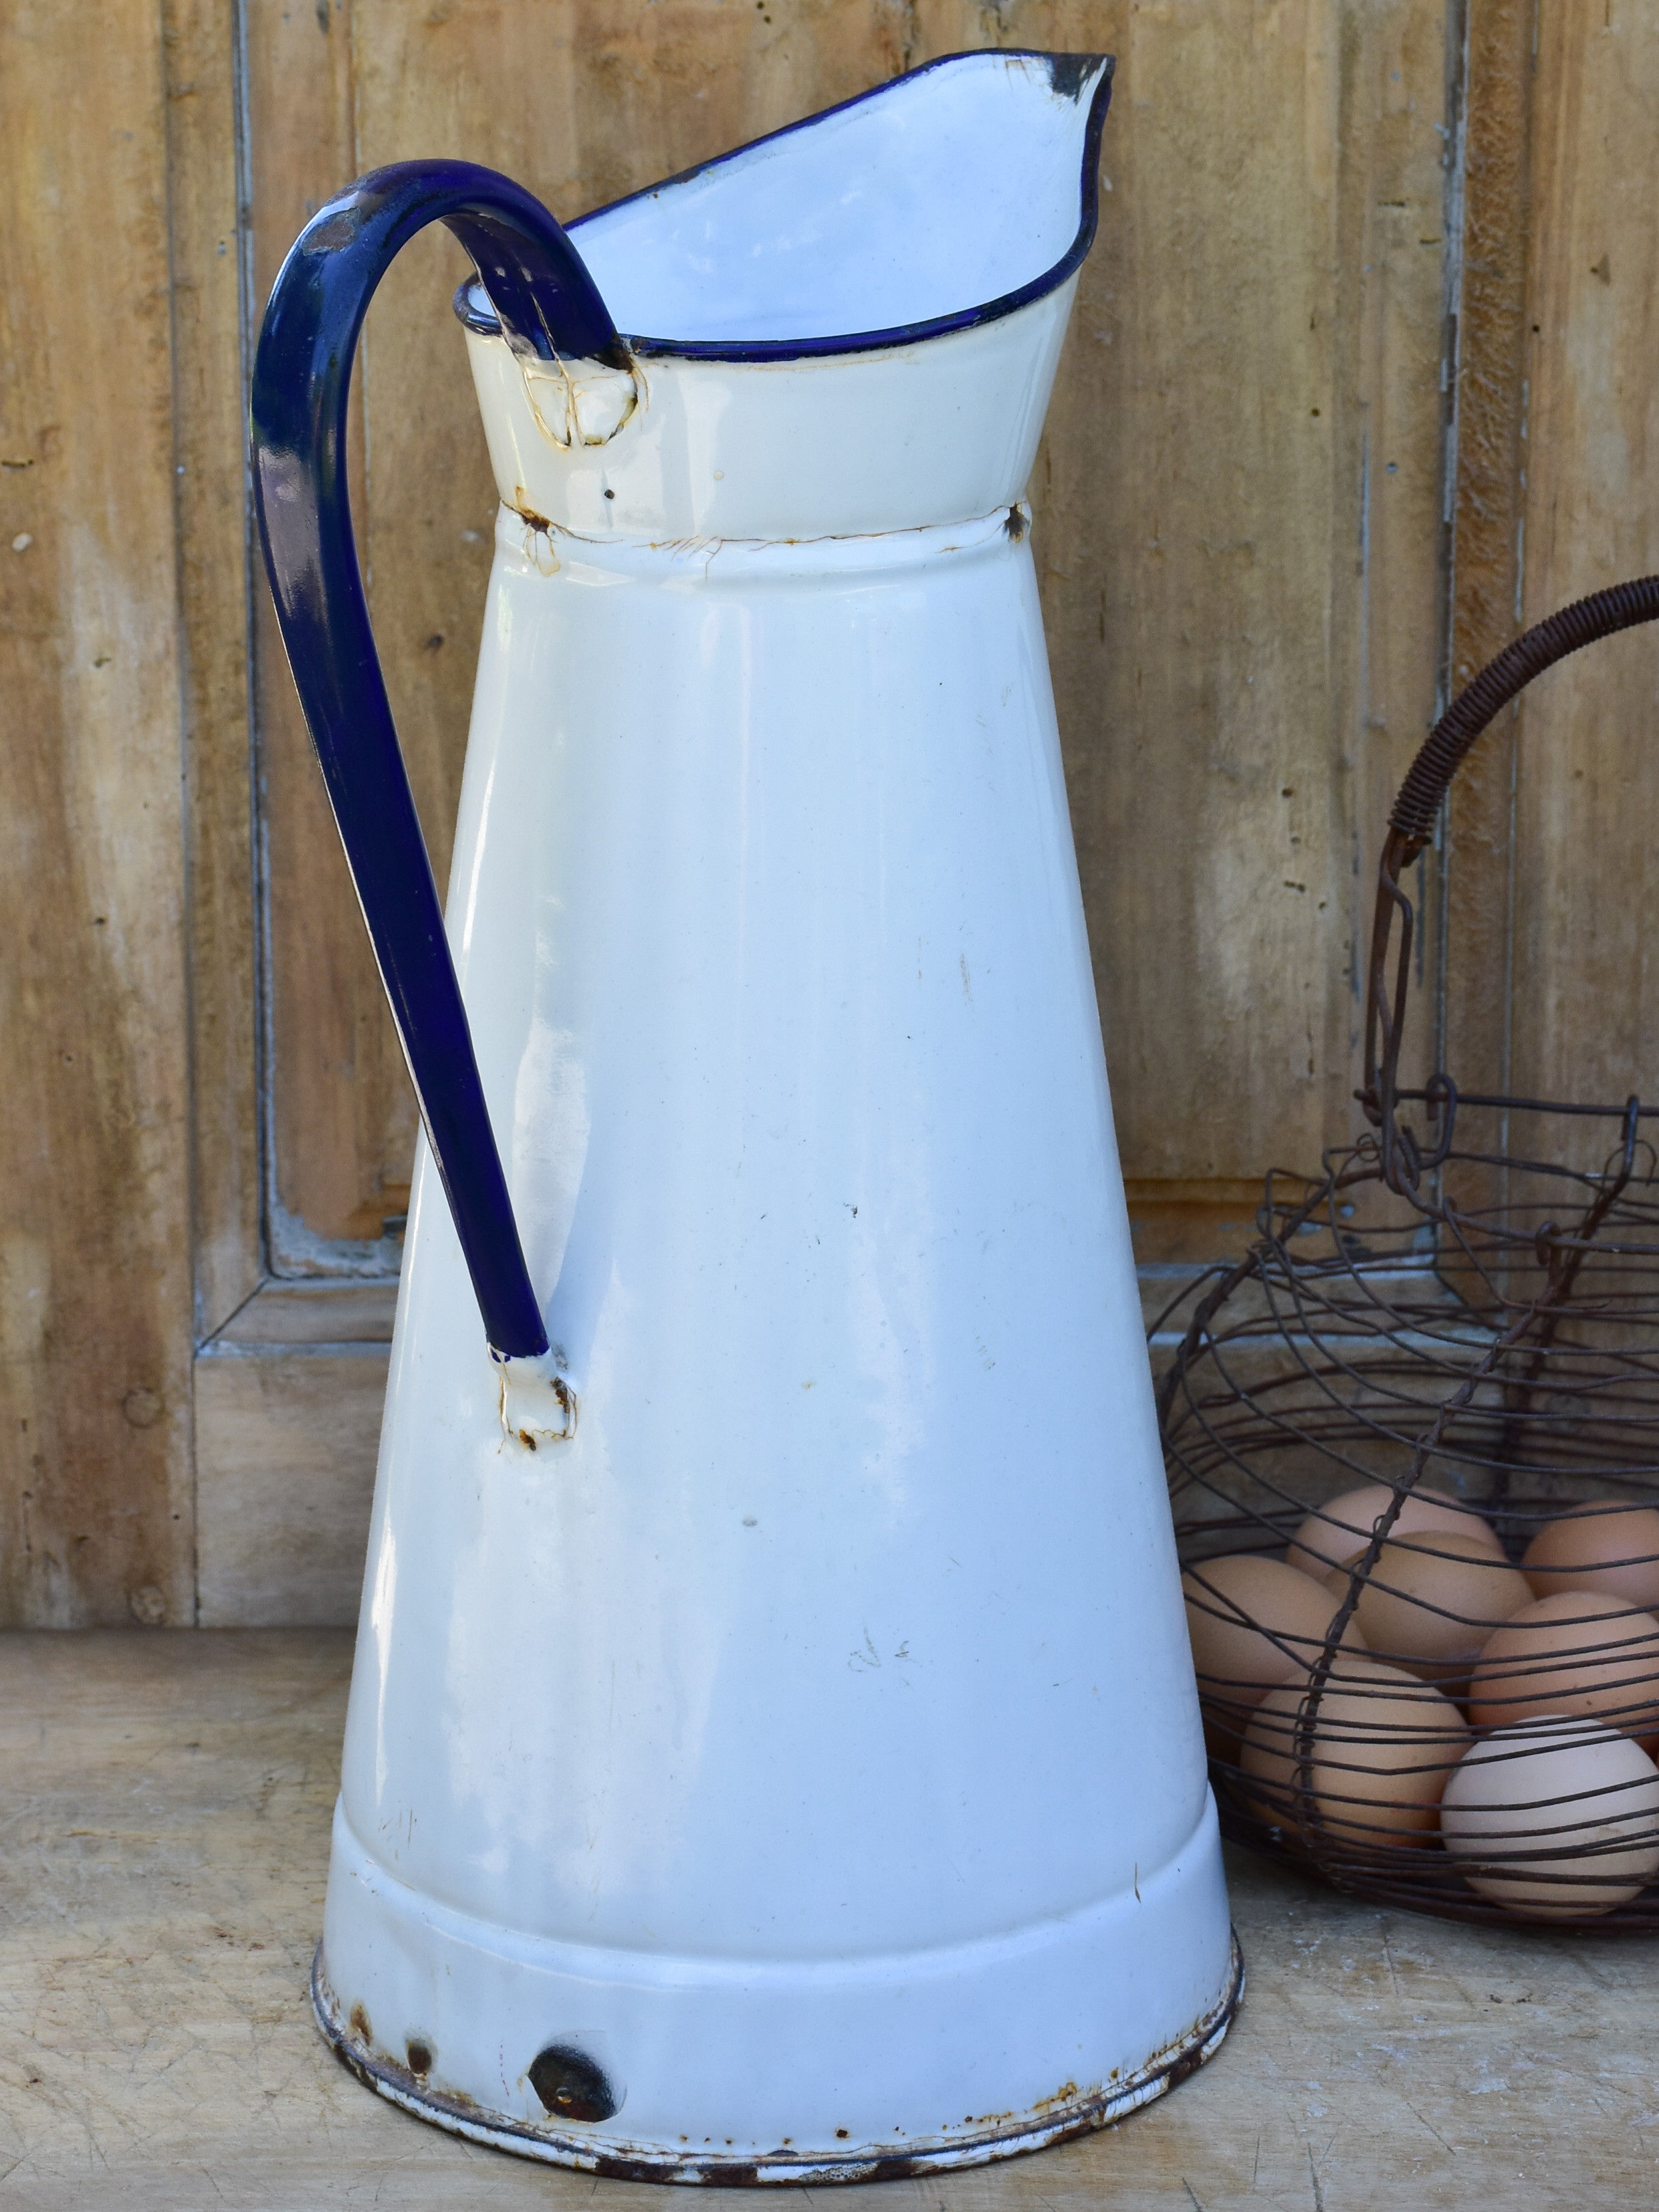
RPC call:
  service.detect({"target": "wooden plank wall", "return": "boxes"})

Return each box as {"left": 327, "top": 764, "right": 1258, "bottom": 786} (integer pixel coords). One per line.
{"left": 1506, "top": 10, "right": 1659, "bottom": 1138}
{"left": 3, "top": 1, "right": 1652, "bottom": 1622}
{"left": 1441, "top": 3, "right": 1659, "bottom": 1171}
{"left": 0, "top": 1, "right": 196, "bottom": 1626}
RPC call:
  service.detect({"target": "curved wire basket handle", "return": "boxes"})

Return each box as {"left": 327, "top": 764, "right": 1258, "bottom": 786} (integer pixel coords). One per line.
{"left": 1361, "top": 575, "right": 1659, "bottom": 1190}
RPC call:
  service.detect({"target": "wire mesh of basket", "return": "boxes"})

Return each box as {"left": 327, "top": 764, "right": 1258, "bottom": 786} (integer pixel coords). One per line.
{"left": 1159, "top": 574, "right": 1659, "bottom": 1927}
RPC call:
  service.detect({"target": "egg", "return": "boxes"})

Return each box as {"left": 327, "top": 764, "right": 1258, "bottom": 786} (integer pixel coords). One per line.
{"left": 1468, "top": 1591, "right": 1659, "bottom": 1747}
{"left": 1440, "top": 1717, "right": 1659, "bottom": 1918}
{"left": 1286, "top": 1482, "right": 1501, "bottom": 1580}
{"left": 1522, "top": 1504, "right": 1659, "bottom": 1611}
{"left": 1182, "top": 1554, "right": 1367, "bottom": 1745}
{"left": 1320, "top": 1529, "right": 1532, "bottom": 1688}
{"left": 1240, "top": 1659, "right": 1469, "bottom": 1846}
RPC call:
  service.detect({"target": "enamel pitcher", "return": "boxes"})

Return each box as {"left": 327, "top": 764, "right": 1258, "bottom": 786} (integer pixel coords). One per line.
{"left": 251, "top": 49, "right": 1237, "bottom": 2181}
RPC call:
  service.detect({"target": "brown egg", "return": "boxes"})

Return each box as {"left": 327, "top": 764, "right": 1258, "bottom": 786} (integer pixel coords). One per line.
{"left": 1522, "top": 1505, "right": 1659, "bottom": 1612}
{"left": 1240, "top": 1659, "right": 1469, "bottom": 1847}
{"left": 1441, "top": 1717, "right": 1659, "bottom": 1918}
{"left": 1286, "top": 1482, "right": 1501, "bottom": 1580}
{"left": 1182, "top": 1555, "right": 1367, "bottom": 1745}
{"left": 1321, "top": 1530, "right": 1532, "bottom": 1688}
{"left": 1468, "top": 1592, "right": 1659, "bottom": 1747}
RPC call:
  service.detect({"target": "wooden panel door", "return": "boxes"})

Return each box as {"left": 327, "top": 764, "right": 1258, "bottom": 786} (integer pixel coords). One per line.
{"left": 244, "top": 0, "right": 1454, "bottom": 1283}
{"left": 23, "top": 0, "right": 1624, "bottom": 1624}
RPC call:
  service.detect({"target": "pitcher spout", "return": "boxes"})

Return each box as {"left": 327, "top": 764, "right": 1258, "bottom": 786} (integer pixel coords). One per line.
{"left": 459, "top": 50, "right": 1114, "bottom": 360}
{"left": 457, "top": 50, "right": 1115, "bottom": 544}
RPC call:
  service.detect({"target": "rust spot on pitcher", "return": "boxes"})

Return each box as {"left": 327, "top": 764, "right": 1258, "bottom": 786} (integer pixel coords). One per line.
{"left": 315, "top": 1935, "right": 1242, "bottom": 2185}
{"left": 495, "top": 1350, "right": 578, "bottom": 1448}
{"left": 519, "top": 352, "right": 643, "bottom": 449}
{"left": 511, "top": 489, "right": 561, "bottom": 575}
{"left": 528, "top": 2043, "right": 619, "bottom": 2123}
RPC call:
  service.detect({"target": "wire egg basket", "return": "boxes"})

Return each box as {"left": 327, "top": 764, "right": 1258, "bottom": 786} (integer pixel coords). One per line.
{"left": 1160, "top": 576, "right": 1659, "bottom": 1926}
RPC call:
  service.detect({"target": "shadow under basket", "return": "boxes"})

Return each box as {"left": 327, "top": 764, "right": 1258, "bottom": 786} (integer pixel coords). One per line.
{"left": 1159, "top": 574, "right": 1659, "bottom": 1929}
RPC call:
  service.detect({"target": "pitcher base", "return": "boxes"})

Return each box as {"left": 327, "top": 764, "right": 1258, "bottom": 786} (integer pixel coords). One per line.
{"left": 312, "top": 1933, "right": 1242, "bottom": 2183}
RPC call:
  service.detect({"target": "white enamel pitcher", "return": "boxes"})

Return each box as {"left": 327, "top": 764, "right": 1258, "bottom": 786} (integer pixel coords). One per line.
{"left": 251, "top": 49, "right": 1237, "bottom": 2182}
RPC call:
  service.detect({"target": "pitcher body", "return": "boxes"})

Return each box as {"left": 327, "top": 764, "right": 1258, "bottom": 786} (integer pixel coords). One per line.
{"left": 252, "top": 49, "right": 1237, "bottom": 2179}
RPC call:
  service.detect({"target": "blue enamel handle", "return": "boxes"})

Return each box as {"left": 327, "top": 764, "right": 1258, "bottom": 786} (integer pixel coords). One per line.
{"left": 251, "top": 162, "right": 621, "bottom": 1360}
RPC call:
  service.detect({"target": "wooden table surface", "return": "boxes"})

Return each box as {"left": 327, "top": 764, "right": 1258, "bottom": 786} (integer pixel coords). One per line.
{"left": 0, "top": 1632, "right": 1654, "bottom": 2210}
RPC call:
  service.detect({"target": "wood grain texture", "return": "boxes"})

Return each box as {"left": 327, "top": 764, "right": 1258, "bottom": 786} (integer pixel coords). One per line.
{"left": 215, "top": 1279, "right": 398, "bottom": 1346}
{"left": 163, "top": 0, "right": 263, "bottom": 1333}
{"left": 0, "top": 2, "right": 196, "bottom": 1624}
{"left": 194, "top": 1347, "right": 384, "bottom": 1626}
{"left": 1505, "top": 4, "right": 1659, "bottom": 1162}
{"left": 960, "top": 1, "right": 1452, "bottom": 1187}
{"left": 1440, "top": 0, "right": 1535, "bottom": 1114}
{"left": 3, "top": 1628, "right": 1656, "bottom": 2206}
{"left": 251, "top": 0, "right": 1452, "bottom": 1255}
{"left": 245, "top": 0, "right": 404, "bottom": 1261}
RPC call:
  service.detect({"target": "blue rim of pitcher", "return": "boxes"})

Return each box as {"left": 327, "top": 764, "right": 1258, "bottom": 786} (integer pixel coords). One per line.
{"left": 452, "top": 49, "right": 1114, "bottom": 364}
